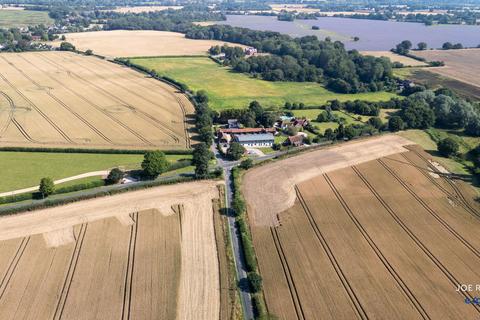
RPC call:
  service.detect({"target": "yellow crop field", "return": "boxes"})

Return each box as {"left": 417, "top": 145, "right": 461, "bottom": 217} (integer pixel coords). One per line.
{"left": 0, "top": 51, "right": 193, "bottom": 150}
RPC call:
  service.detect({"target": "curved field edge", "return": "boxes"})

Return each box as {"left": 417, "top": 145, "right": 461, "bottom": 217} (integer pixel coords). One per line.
{"left": 129, "top": 56, "right": 398, "bottom": 110}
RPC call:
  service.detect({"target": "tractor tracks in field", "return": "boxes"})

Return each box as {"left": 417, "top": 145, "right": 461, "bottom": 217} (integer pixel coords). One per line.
{"left": 4, "top": 56, "right": 116, "bottom": 146}
{"left": 317, "top": 175, "right": 431, "bottom": 320}
{"left": 39, "top": 53, "right": 181, "bottom": 146}
{"left": 294, "top": 185, "right": 369, "bottom": 320}
{"left": 351, "top": 165, "right": 480, "bottom": 315}
{"left": 0, "top": 70, "right": 73, "bottom": 144}
{"left": 402, "top": 148, "right": 480, "bottom": 219}
{"left": 53, "top": 224, "right": 88, "bottom": 320}
{"left": 31, "top": 54, "right": 154, "bottom": 147}
{"left": 122, "top": 212, "right": 139, "bottom": 320}
{"left": 376, "top": 158, "right": 480, "bottom": 259}
{"left": 0, "top": 237, "right": 30, "bottom": 302}
{"left": 269, "top": 226, "right": 306, "bottom": 320}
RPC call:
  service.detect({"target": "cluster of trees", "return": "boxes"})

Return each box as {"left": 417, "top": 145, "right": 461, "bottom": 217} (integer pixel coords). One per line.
{"left": 193, "top": 91, "right": 215, "bottom": 145}
{"left": 441, "top": 42, "right": 464, "bottom": 50}
{"left": 209, "top": 44, "right": 245, "bottom": 62}
{"left": 187, "top": 25, "right": 395, "bottom": 93}
{"left": 392, "top": 89, "right": 480, "bottom": 136}
{"left": 216, "top": 101, "right": 279, "bottom": 128}
{"left": 0, "top": 26, "right": 56, "bottom": 52}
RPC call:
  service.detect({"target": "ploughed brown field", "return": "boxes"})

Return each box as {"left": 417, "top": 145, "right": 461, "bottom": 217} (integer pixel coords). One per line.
{"left": 0, "top": 51, "right": 193, "bottom": 150}
{"left": 245, "top": 141, "right": 480, "bottom": 319}
{"left": 0, "top": 181, "right": 229, "bottom": 320}
{"left": 414, "top": 49, "right": 480, "bottom": 89}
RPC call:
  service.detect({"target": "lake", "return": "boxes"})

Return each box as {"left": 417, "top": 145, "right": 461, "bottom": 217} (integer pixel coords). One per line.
{"left": 214, "top": 15, "right": 480, "bottom": 51}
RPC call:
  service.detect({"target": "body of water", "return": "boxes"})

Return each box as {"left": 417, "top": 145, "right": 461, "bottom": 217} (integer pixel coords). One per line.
{"left": 215, "top": 15, "right": 480, "bottom": 51}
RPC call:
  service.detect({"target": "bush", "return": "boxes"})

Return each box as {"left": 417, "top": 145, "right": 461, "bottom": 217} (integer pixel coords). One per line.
{"left": 59, "top": 41, "right": 75, "bottom": 51}
{"left": 106, "top": 168, "right": 124, "bottom": 185}
{"left": 227, "top": 142, "right": 245, "bottom": 161}
{"left": 388, "top": 116, "right": 404, "bottom": 132}
{"left": 437, "top": 138, "right": 459, "bottom": 157}
{"left": 141, "top": 150, "right": 170, "bottom": 178}
{"left": 247, "top": 272, "right": 263, "bottom": 293}
{"left": 240, "top": 158, "right": 254, "bottom": 170}
{"left": 39, "top": 177, "right": 55, "bottom": 198}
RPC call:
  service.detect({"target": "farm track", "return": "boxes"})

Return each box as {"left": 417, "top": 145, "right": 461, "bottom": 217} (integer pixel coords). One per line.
{"left": 0, "top": 91, "right": 13, "bottom": 136}
{"left": 269, "top": 226, "right": 305, "bottom": 320}
{"left": 53, "top": 224, "right": 88, "bottom": 320}
{"left": 122, "top": 213, "right": 138, "bottom": 320}
{"left": 352, "top": 164, "right": 480, "bottom": 315}
{"left": 294, "top": 185, "right": 368, "bottom": 320}
{"left": 0, "top": 70, "right": 73, "bottom": 143}
{"left": 4, "top": 55, "right": 115, "bottom": 146}
{"left": 318, "top": 176, "right": 430, "bottom": 320}
{"left": 33, "top": 53, "right": 154, "bottom": 147}
{"left": 0, "top": 237, "right": 30, "bottom": 301}
{"left": 40, "top": 53, "right": 180, "bottom": 145}
{"left": 404, "top": 147, "right": 480, "bottom": 218}
{"left": 377, "top": 158, "right": 480, "bottom": 259}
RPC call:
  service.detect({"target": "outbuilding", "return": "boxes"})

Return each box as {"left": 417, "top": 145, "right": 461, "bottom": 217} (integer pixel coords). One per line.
{"left": 233, "top": 133, "right": 274, "bottom": 147}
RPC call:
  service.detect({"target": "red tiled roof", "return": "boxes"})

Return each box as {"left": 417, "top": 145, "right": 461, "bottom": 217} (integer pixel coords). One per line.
{"left": 218, "top": 128, "right": 275, "bottom": 134}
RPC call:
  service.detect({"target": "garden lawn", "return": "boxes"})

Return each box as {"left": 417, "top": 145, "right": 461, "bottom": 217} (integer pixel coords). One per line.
{"left": 0, "top": 152, "right": 191, "bottom": 192}
{"left": 0, "top": 10, "right": 53, "bottom": 28}
{"left": 131, "top": 57, "right": 398, "bottom": 110}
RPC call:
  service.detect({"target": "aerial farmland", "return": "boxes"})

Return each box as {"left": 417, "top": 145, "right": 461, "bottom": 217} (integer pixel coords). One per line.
{"left": 0, "top": 51, "right": 192, "bottom": 150}
{"left": 243, "top": 136, "right": 480, "bottom": 319}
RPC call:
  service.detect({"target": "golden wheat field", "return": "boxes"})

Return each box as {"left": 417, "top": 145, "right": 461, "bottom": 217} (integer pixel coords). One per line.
{"left": 0, "top": 51, "right": 193, "bottom": 150}
{"left": 244, "top": 139, "right": 480, "bottom": 319}
{"left": 0, "top": 181, "right": 224, "bottom": 320}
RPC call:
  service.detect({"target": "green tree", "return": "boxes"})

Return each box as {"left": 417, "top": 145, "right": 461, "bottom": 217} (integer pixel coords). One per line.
{"left": 141, "top": 151, "right": 169, "bottom": 179}
{"left": 106, "top": 168, "right": 124, "bottom": 185}
{"left": 227, "top": 142, "right": 245, "bottom": 160}
{"left": 59, "top": 41, "right": 75, "bottom": 51}
{"left": 240, "top": 158, "right": 254, "bottom": 170}
{"left": 39, "top": 177, "right": 55, "bottom": 198}
{"left": 324, "top": 128, "right": 335, "bottom": 140}
{"left": 247, "top": 272, "right": 263, "bottom": 293}
{"left": 437, "top": 138, "right": 459, "bottom": 157}
{"left": 388, "top": 116, "right": 404, "bottom": 132}
{"left": 368, "top": 117, "right": 383, "bottom": 129}
{"left": 417, "top": 42, "right": 427, "bottom": 50}
{"left": 193, "top": 143, "right": 211, "bottom": 178}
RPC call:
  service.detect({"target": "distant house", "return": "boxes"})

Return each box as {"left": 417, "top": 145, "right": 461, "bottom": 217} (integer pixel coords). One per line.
{"left": 285, "top": 135, "right": 305, "bottom": 147}
{"left": 244, "top": 47, "right": 258, "bottom": 56}
{"left": 31, "top": 35, "right": 41, "bottom": 41}
{"left": 291, "top": 118, "right": 309, "bottom": 128}
{"left": 233, "top": 133, "right": 274, "bottom": 147}
{"left": 276, "top": 118, "right": 309, "bottom": 130}
{"left": 227, "top": 119, "right": 240, "bottom": 129}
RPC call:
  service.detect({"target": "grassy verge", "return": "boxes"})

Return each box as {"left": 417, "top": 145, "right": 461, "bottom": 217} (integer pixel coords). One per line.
{"left": 130, "top": 56, "right": 398, "bottom": 110}
{"left": 0, "top": 151, "right": 192, "bottom": 193}
{"left": 231, "top": 167, "right": 272, "bottom": 319}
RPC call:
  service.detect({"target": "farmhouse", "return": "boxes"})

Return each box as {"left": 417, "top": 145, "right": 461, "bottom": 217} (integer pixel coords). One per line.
{"left": 233, "top": 133, "right": 274, "bottom": 147}
{"left": 285, "top": 134, "right": 305, "bottom": 147}
{"left": 245, "top": 47, "right": 258, "bottom": 56}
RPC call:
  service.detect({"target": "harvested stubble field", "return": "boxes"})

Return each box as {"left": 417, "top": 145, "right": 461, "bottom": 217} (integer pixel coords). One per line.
{"left": 0, "top": 51, "right": 193, "bottom": 150}
{"left": 0, "top": 181, "right": 225, "bottom": 320}
{"left": 414, "top": 49, "right": 480, "bottom": 88}
{"left": 361, "top": 51, "right": 428, "bottom": 67}
{"left": 53, "top": 30, "right": 245, "bottom": 58}
{"left": 243, "top": 137, "right": 480, "bottom": 319}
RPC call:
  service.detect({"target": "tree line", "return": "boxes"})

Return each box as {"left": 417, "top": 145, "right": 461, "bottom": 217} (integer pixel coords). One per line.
{"left": 191, "top": 25, "right": 395, "bottom": 93}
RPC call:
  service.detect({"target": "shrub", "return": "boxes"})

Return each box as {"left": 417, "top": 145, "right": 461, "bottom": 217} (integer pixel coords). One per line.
{"left": 227, "top": 142, "right": 245, "bottom": 160}
{"left": 247, "top": 272, "right": 263, "bottom": 293}
{"left": 240, "top": 158, "right": 254, "bottom": 170}
{"left": 106, "top": 168, "right": 124, "bottom": 185}
{"left": 388, "top": 116, "right": 404, "bottom": 132}
{"left": 39, "top": 177, "right": 55, "bottom": 198}
{"left": 437, "top": 137, "right": 459, "bottom": 157}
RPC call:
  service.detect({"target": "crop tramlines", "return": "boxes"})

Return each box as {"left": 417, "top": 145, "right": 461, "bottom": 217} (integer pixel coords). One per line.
{"left": 122, "top": 212, "right": 139, "bottom": 320}
{"left": 53, "top": 224, "right": 88, "bottom": 320}
{"left": 321, "top": 174, "right": 430, "bottom": 320}
{"left": 0, "top": 237, "right": 30, "bottom": 301}
{"left": 33, "top": 54, "right": 154, "bottom": 147}
{"left": 41, "top": 54, "right": 181, "bottom": 146}
{"left": 377, "top": 158, "right": 480, "bottom": 259}
{"left": 404, "top": 148, "right": 480, "bottom": 218}
{"left": 13, "top": 55, "right": 116, "bottom": 146}
{"left": 0, "top": 70, "right": 73, "bottom": 143}
{"left": 352, "top": 164, "right": 480, "bottom": 315}
{"left": 269, "top": 226, "right": 305, "bottom": 320}
{"left": 295, "top": 186, "right": 368, "bottom": 320}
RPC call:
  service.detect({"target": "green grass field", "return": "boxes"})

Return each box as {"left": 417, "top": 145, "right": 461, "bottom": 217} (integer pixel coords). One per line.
{"left": 0, "top": 10, "right": 53, "bottom": 28}
{"left": 0, "top": 152, "right": 191, "bottom": 192}
{"left": 291, "top": 109, "right": 364, "bottom": 132}
{"left": 131, "top": 57, "right": 398, "bottom": 110}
